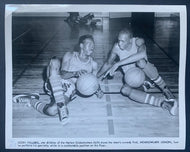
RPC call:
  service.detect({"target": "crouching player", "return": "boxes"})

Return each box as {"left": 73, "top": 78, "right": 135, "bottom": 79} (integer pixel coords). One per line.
{"left": 97, "top": 28, "right": 177, "bottom": 115}
{"left": 13, "top": 34, "right": 104, "bottom": 124}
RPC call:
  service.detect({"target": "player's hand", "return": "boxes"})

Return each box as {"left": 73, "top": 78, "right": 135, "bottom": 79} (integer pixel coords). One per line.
{"left": 103, "top": 63, "right": 118, "bottom": 78}
{"left": 95, "top": 86, "right": 104, "bottom": 99}
{"left": 61, "top": 79, "right": 72, "bottom": 91}
{"left": 75, "top": 70, "right": 87, "bottom": 77}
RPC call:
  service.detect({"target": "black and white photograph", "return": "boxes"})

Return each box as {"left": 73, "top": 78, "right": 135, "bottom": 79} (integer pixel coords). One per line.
{"left": 5, "top": 4, "right": 186, "bottom": 149}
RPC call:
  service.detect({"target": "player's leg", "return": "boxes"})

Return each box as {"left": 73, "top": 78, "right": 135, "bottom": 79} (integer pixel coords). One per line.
{"left": 31, "top": 96, "right": 58, "bottom": 116}
{"left": 136, "top": 59, "right": 175, "bottom": 100}
{"left": 48, "top": 57, "right": 70, "bottom": 124}
{"left": 120, "top": 84, "right": 177, "bottom": 115}
{"left": 25, "top": 78, "right": 74, "bottom": 118}
{"left": 13, "top": 93, "right": 58, "bottom": 116}
{"left": 121, "top": 84, "right": 162, "bottom": 107}
{"left": 13, "top": 57, "right": 70, "bottom": 122}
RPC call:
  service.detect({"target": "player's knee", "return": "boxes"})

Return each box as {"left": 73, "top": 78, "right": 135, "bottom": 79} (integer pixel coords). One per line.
{"left": 45, "top": 104, "right": 58, "bottom": 116}
{"left": 50, "top": 58, "right": 60, "bottom": 68}
{"left": 49, "top": 57, "right": 61, "bottom": 72}
{"left": 121, "top": 85, "right": 132, "bottom": 96}
{"left": 136, "top": 59, "right": 147, "bottom": 69}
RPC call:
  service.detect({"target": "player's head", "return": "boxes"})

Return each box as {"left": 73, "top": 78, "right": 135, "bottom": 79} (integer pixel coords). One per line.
{"left": 118, "top": 28, "right": 133, "bottom": 50}
{"left": 79, "top": 34, "right": 95, "bottom": 56}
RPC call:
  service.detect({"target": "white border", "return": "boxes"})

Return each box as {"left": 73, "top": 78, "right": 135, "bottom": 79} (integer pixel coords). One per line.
{"left": 5, "top": 4, "right": 187, "bottom": 150}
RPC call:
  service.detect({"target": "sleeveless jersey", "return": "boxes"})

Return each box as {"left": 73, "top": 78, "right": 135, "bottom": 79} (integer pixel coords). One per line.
{"left": 115, "top": 38, "right": 138, "bottom": 73}
{"left": 62, "top": 52, "right": 94, "bottom": 83}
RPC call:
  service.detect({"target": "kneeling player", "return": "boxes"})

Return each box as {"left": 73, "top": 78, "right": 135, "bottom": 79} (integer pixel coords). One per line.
{"left": 13, "top": 35, "right": 104, "bottom": 124}
{"left": 97, "top": 28, "right": 177, "bottom": 115}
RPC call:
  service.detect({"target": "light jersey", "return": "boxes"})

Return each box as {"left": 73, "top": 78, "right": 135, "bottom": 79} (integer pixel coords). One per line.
{"left": 62, "top": 52, "right": 94, "bottom": 83}
{"left": 114, "top": 37, "right": 147, "bottom": 73}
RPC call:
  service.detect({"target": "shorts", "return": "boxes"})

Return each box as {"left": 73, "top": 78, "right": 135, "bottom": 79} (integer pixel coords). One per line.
{"left": 44, "top": 78, "right": 76, "bottom": 99}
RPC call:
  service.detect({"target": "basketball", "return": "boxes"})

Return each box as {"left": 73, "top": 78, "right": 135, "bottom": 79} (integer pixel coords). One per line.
{"left": 124, "top": 67, "right": 145, "bottom": 88}
{"left": 76, "top": 73, "right": 99, "bottom": 96}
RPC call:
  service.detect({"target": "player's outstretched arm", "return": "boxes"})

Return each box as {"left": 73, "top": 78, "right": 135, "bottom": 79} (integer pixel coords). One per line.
{"left": 92, "top": 61, "right": 98, "bottom": 76}
{"left": 115, "top": 38, "right": 147, "bottom": 67}
{"left": 91, "top": 60, "right": 104, "bottom": 98}
{"left": 104, "top": 38, "right": 147, "bottom": 77}
{"left": 97, "top": 47, "right": 117, "bottom": 78}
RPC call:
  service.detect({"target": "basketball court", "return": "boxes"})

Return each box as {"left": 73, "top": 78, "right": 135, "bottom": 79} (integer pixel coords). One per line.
{"left": 12, "top": 12, "right": 179, "bottom": 138}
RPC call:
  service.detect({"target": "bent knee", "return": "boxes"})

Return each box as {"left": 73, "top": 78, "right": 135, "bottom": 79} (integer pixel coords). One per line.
{"left": 136, "top": 59, "right": 147, "bottom": 69}
{"left": 48, "top": 57, "right": 61, "bottom": 76}
{"left": 49, "top": 57, "right": 61, "bottom": 69}
{"left": 46, "top": 104, "right": 58, "bottom": 116}
{"left": 120, "top": 85, "right": 132, "bottom": 96}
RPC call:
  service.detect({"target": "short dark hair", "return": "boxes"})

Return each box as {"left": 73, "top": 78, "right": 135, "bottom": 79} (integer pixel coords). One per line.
{"left": 119, "top": 28, "right": 133, "bottom": 38}
{"left": 78, "top": 34, "right": 94, "bottom": 44}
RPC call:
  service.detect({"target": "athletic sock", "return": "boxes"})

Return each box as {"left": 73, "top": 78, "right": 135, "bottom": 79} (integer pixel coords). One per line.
{"left": 152, "top": 76, "right": 166, "bottom": 90}
{"left": 144, "top": 94, "right": 163, "bottom": 107}
{"left": 30, "top": 99, "right": 47, "bottom": 114}
{"left": 128, "top": 88, "right": 163, "bottom": 107}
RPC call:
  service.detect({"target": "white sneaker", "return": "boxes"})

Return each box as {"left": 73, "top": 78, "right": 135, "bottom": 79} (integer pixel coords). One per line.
{"left": 13, "top": 93, "right": 39, "bottom": 103}
{"left": 161, "top": 98, "right": 178, "bottom": 116}
{"left": 142, "top": 81, "right": 155, "bottom": 92}
{"left": 57, "top": 105, "right": 69, "bottom": 125}
{"left": 162, "top": 86, "right": 175, "bottom": 100}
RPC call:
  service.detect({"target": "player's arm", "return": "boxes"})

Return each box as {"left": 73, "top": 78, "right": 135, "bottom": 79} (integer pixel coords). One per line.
{"left": 92, "top": 60, "right": 104, "bottom": 98}
{"left": 116, "top": 38, "right": 147, "bottom": 67}
{"left": 104, "top": 38, "right": 147, "bottom": 77}
{"left": 92, "top": 60, "right": 98, "bottom": 76}
{"left": 97, "top": 44, "right": 118, "bottom": 78}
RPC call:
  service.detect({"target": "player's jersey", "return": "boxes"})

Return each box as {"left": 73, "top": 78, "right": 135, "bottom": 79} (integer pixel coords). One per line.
{"left": 114, "top": 38, "right": 139, "bottom": 73}
{"left": 62, "top": 52, "right": 94, "bottom": 83}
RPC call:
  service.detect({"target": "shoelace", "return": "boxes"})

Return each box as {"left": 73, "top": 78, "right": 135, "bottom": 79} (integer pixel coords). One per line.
{"left": 17, "top": 95, "right": 38, "bottom": 103}
{"left": 163, "top": 88, "right": 175, "bottom": 99}
{"left": 162, "top": 102, "right": 171, "bottom": 110}
{"left": 17, "top": 96, "right": 28, "bottom": 103}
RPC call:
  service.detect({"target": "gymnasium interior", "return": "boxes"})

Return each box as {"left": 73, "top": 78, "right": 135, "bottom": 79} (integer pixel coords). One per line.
{"left": 12, "top": 11, "right": 179, "bottom": 138}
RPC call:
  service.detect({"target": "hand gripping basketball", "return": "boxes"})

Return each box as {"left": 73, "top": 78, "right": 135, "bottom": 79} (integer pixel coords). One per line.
{"left": 75, "top": 70, "right": 87, "bottom": 77}
{"left": 61, "top": 79, "right": 75, "bottom": 97}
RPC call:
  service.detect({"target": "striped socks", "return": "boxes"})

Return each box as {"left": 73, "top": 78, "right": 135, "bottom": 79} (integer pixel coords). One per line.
{"left": 127, "top": 88, "right": 163, "bottom": 107}
{"left": 30, "top": 99, "right": 47, "bottom": 114}
{"left": 144, "top": 94, "right": 163, "bottom": 107}
{"left": 152, "top": 76, "right": 166, "bottom": 90}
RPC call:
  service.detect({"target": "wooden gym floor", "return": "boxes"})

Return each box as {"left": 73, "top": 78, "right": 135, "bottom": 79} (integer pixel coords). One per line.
{"left": 12, "top": 15, "right": 179, "bottom": 138}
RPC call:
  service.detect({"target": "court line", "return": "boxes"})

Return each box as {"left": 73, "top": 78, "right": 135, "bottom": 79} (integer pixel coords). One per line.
{"left": 12, "top": 90, "right": 179, "bottom": 96}
{"left": 105, "top": 79, "right": 115, "bottom": 135}
{"left": 12, "top": 28, "right": 32, "bottom": 42}
{"left": 107, "top": 119, "right": 114, "bottom": 135}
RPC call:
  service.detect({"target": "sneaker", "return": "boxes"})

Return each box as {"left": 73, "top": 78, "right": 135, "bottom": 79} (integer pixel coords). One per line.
{"left": 142, "top": 80, "right": 155, "bottom": 92}
{"left": 57, "top": 105, "right": 69, "bottom": 125}
{"left": 161, "top": 98, "right": 178, "bottom": 116}
{"left": 13, "top": 93, "right": 40, "bottom": 103}
{"left": 162, "top": 86, "right": 175, "bottom": 100}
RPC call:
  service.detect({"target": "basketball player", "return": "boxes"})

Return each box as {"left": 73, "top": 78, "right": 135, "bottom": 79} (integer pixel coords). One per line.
{"left": 13, "top": 34, "right": 104, "bottom": 124}
{"left": 97, "top": 28, "right": 177, "bottom": 115}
